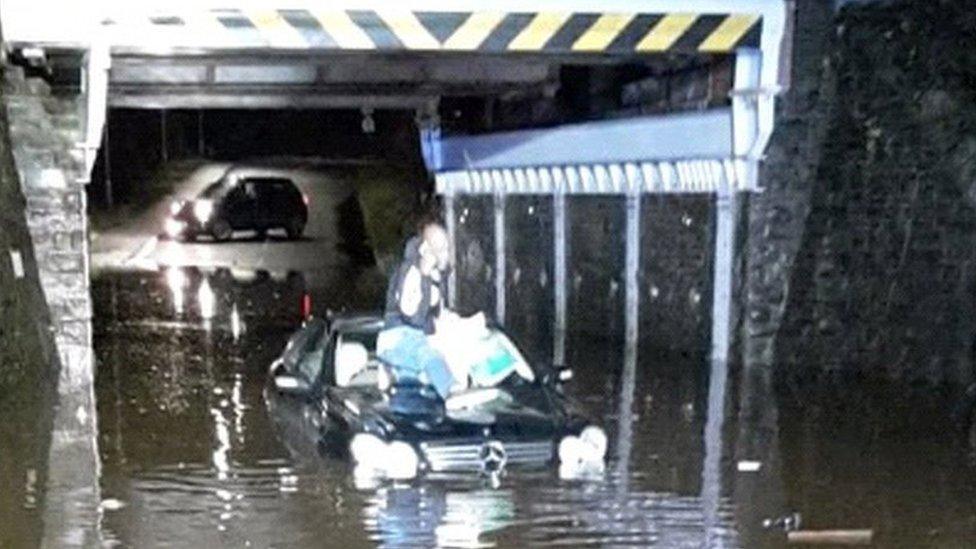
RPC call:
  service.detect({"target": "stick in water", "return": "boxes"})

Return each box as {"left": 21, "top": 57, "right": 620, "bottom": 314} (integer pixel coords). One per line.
{"left": 786, "top": 529, "right": 873, "bottom": 545}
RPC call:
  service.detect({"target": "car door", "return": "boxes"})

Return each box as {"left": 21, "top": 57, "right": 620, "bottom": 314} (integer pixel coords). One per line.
{"left": 250, "top": 179, "right": 275, "bottom": 229}
{"left": 267, "top": 179, "right": 294, "bottom": 227}
{"left": 223, "top": 181, "right": 257, "bottom": 229}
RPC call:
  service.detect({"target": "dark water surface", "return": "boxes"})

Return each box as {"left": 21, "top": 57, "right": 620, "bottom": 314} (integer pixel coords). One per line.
{"left": 91, "top": 268, "right": 976, "bottom": 548}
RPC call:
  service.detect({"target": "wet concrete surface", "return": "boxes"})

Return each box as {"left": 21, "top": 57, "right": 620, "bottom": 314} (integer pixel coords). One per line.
{"left": 87, "top": 264, "right": 976, "bottom": 548}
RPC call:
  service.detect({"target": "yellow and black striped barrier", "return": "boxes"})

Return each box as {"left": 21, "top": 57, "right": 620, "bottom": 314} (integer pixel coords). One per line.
{"left": 144, "top": 10, "right": 761, "bottom": 53}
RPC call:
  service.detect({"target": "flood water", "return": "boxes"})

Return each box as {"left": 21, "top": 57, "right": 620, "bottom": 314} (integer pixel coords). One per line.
{"left": 91, "top": 265, "right": 976, "bottom": 548}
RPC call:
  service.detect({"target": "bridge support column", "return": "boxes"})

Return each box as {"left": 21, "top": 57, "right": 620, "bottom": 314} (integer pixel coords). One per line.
{"left": 710, "top": 190, "right": 739, "bottom": 364}
{"left": 552, "top": 173, "right": 567, "bottom": 366}
{"left": 708, "top": 47, "right": 761, "bottom": 365}
{"left": 624, "top": 186, "right": 641, "bottom": 348}
{"left": 3, "top": 58, "right": 102, "bottom": 545}
{"left": 493, "top": 187, "right": 506, "bottom": 325}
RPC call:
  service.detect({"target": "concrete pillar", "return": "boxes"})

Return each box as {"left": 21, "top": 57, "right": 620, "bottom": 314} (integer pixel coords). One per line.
{"left": 710, "top": 190, "right": 739, "bottom": 364}
{"left": 701, "top": 353, "right": 731, "bottom": 544}
{"left": 552, "top": 171, "right": 567, "bottom": 366}
{"left": 614, "top": 338, "right": 638, "bottom": 489}
{"left": 40, "top": 45, "right": 104, "bottom": 549}
{"left": 732, "top": 48, "right": 762, "bottom": 190}
{"left": 709, "top": 48, "right": 761, "bottom": 365}
{"left": 624, "top": 189, "right": 641, "bottom": 347}
{"left": 81, "top": 39, "right": 109, "bottom": 179}
{"left": 493, "top": 190, "right": 506, "bottom": 324}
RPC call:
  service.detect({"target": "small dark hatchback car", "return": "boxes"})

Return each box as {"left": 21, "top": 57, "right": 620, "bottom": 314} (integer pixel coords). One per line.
{"left": 267, "top": 313, "right": 607, "bottom": 479}
{"left": 165, "top": 174, "right": 308, "bottom": 242}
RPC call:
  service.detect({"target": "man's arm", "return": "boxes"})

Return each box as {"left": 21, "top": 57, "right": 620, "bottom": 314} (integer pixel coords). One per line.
{"left": 397, "top": 266, "right": 433, "bottom": 331}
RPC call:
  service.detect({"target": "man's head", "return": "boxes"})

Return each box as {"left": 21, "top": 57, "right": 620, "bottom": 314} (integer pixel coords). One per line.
{"left": 420, "top": 222, "right": 451, "bottom": 272}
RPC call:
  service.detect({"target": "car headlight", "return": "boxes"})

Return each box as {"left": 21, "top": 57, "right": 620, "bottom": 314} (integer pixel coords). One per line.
{"left": 164, "top": 218, "right": 185, "bottom": 238}
{"left": 558, "top": 435, "right": 586, "bottom": 465}
{"left": 349, "top": 433, "right": 386, "bottom": 468}
{"left": 559, "top": 426, "right": 607, "bottom": 465}
{"left": 193, "top": 199, "right": 214, "bottom": 223}
{"left": 169, "top": 200, "right": 183, "bottom": 216}
{"left": 386, "top": 441, "right": 419, "bottom": 479}
{"left": 349, "top": 434, "right": 419, "bottom": 479}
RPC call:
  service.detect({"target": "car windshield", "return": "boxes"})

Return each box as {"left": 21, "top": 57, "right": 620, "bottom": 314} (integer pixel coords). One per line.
{"left": 283, "top": 319, "right": 326, "bottom": 369}
{"left": 199, "top": 180, "right": 230, "bottom": 199}
{"left": 332, "top": 318, "right": 542, "bottom": 394}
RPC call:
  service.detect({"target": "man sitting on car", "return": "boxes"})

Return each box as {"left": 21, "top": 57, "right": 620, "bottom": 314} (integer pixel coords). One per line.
{"left": 377, "top": 219, "right": 456, "bottom": 399}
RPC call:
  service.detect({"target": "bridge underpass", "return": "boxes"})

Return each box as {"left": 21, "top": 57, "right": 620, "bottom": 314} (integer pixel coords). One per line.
{"left": 1, "top": 1, "right": 790, "bottom": 546}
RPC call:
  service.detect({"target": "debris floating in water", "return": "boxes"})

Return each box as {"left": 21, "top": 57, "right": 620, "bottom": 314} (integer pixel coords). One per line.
{"left": 100, "top": 498, "right": 126, "bottom": 511}
{"left": 737, "top": 460, "right": 762, "bottom": 472}
{"left": 9, "top": 249, "right": 24, "bottom": 279}
{"left": 786, "top": 529, "right": 873, "bottom": 545}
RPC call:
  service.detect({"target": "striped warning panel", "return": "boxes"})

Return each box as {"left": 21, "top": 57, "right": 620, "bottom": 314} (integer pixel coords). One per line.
{"left": 129, "top": 10, "right": 761, "bottom": 53}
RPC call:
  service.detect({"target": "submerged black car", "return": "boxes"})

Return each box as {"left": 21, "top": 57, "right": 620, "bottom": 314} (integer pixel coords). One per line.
{"left": 268, "top": 313, "right": 607, "bottom": 478}
{"left": 165, "top": 173, "right": 308, "bottom": 241}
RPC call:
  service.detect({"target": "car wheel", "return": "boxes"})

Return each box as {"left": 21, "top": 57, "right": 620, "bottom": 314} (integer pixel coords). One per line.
{"left": 211, "top": 218, "right": 232, "bottom": 242}
{"left": 286, "top": 216, "right": 305, "bottom": 240}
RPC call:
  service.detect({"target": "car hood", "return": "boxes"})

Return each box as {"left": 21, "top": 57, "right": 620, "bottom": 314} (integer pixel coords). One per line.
{"left": 373, "top": 393, "right": 563, "bottom": 441}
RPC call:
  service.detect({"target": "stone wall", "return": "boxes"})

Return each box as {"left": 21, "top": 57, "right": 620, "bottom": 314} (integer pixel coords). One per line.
{"left": 3, "top": 66, "right": 91, "bottom": 371}
{"left": 751, "top": 0, "right": 976, "bottom": 388}
{"left": 640, "top": 195, "right": 715, "bottom": 358}
{"left": 2, "top": 64, "right": 101, "bottom": 546}
{"left": 451, "top": 193, "right": 716, "bottom": 362}
{"left": 0, "top": 63, "right": 59, "bottom": 549}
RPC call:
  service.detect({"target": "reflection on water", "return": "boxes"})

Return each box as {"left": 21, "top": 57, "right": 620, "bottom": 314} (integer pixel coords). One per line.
{"left": 362, "top": 485, "right": 514, "bottom": 548}
{"left": 92, "top": 268, "right": 976, "bottom": 548}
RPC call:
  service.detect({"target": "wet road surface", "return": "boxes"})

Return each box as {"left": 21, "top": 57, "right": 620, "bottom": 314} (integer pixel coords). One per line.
{"left": 91, "top": 265, "right": 976, "bottom": 548}
{"left": 91, "top": 161, "right": 371, "bottom": 273}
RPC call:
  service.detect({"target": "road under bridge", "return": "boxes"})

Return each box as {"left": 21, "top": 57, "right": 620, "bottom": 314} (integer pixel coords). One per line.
{"left": 1, "top": 1, "right": 788, "bottom": 546}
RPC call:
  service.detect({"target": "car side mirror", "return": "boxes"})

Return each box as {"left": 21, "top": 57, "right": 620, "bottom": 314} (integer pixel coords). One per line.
{"left": 274, "top": 374, "right": 311, "bottom": 395}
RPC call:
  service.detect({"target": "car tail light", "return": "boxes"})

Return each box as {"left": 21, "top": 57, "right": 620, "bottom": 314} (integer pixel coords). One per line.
{"left": 302, "top": 193, "right": 309, "bottom": 206}
{"left": 301, "top": 293, "right": 312, "bottom": 320}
